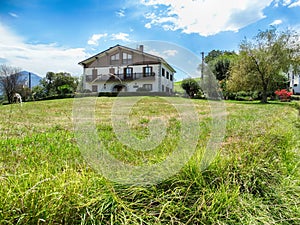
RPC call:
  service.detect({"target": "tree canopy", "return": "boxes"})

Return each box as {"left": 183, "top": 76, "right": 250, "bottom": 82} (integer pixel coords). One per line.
{"left": 227, "top": 27, "right": 300, "bottom": 103}
{"left": 35, "top": 72, "right": 78, "bottom": 98}
{"left": 205, "top": 50, "right": 237, "bottom": 81}
{"left": 181, "top": 78, "right": 201, "bottom": 98}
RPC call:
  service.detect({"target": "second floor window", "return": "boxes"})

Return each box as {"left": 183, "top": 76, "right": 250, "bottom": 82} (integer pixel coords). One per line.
{"left": 143, "top": 66, "right": 153, "bottom": 77}
{"left": 122, "top": 52, "right": 132, "bottom": 65}
{"left": 124, "top": 67, "right": 133, "bottom": 78}
{"left": 110, "top": 53, "right": 119, "bottom": 65}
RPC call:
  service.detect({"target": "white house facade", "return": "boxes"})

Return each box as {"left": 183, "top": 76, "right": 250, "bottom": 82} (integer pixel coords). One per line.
{"left": 289, "top": 67, "right": 300, "bottom": 94}
{"left": 78, "top": 45, "right": 176, "bottom": 94}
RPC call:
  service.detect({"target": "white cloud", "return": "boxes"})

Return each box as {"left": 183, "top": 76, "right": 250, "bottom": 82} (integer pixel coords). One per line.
{"left": 288, "top": 0, "right": 300, "bottom": 7}
{"left": 111, "top": 32, "right": 131, "bottom": 42}
{"left": 116, "top": 9, "right": 125, "bottom": 17}
{"left": 163, "top": 49, "right": 178, "bottom": 57}
{"left": 140, "top": 0, "right": 274, "bottom": 36}
{"left": 9, "top": 12, "right": 18, "bottom": 18}
{"left": 282, "top": 0, "right": 292, "bottom": 5}
{"left": 270, "top": 19, "right": 283, "bottom": 25}
{"left": 0, "top": 22, "right": 88, "bottom": 76}
{"left": 146, "top": 48, "right": 178, "bottom": 59}
{"left": 87, "top": 33, "right": 108, "bottom": 46}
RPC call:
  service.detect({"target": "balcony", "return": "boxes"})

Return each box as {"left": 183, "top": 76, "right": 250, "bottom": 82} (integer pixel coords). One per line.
{"left": 85, "top": 72, "right": 155, "bottom": 83}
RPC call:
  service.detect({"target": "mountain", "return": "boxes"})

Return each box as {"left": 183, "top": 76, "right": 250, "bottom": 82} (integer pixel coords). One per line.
{"left": 0, "top": 71, "right": 42, "bottom": 96}
{"left": 19, "top": 71, "right": 42, "bottom": 88}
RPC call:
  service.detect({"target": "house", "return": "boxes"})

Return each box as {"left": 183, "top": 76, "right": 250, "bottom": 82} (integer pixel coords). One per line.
{"left": 289, "top": 69, "right": 300, "bottom": 95}
{"left": 78, "top": 45, "right": 176, "bottom": 94}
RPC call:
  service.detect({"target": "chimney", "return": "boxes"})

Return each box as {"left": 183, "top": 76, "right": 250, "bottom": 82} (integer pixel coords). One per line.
{"left": 139, "top": 45, "right": 144, "bottom": 52}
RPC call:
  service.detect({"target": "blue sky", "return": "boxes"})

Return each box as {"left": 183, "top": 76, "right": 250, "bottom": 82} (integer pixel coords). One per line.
{"left": 0, "top": 0, "right": 299, "bottom": 80}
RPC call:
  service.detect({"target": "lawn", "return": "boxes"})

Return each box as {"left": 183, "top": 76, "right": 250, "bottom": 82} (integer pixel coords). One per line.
{"left": 0, "top": 97, "right": 299, "bottom": 224}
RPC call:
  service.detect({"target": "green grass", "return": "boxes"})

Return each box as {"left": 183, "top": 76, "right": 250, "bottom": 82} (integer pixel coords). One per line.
{"left": 173, "top": 80, "right": 185, "bottom": 94}
{"left": 0, "top": 98, "right": 299, "bottom": 224}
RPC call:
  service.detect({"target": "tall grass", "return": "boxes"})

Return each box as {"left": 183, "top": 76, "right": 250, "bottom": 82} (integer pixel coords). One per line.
{"left": 0, "top": 98, "right": 299, "bottom": 224}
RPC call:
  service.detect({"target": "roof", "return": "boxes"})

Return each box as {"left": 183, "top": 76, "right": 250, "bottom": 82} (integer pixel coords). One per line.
{"left": 78, "top": 44, "right": 176, "bottom": 73}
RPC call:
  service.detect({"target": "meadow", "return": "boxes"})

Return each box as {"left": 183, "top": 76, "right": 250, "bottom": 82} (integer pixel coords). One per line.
{"left": 0, "top": 97, "right": 299, "bottom": 224}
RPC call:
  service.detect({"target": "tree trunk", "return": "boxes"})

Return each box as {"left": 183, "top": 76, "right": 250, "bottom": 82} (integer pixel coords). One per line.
{"left": 261, "top": 85, "right": 268, "bottom": 103}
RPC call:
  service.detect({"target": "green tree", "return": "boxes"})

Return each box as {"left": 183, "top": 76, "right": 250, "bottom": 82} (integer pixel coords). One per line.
{"left": 40, "top": 72, "right": 78, "bottom": 97}
{"left": 205, "top": 50, "right": 237, "bottom": 81}
{"left": 227, "top": 27, "right": 300, "bottom": 103}
{"left": 181, "top": 78, "right": 201, "bottom": 98}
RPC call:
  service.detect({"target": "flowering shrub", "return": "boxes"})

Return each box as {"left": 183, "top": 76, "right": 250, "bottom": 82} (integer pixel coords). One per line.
{"left": 275, "top": 89, "right": 292, "bottom": 100}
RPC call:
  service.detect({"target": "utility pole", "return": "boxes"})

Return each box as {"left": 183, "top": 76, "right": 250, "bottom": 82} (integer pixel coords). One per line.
{"left": 201, "top": 52, "right": 204, "bottom": 80}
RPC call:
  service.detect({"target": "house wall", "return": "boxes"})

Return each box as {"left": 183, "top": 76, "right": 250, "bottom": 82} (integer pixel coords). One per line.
{"left": 83, "top": 64, "right": 174, "bottom": 93}
{"left": 290, "top": 74, "right": 300, "bottom": 94}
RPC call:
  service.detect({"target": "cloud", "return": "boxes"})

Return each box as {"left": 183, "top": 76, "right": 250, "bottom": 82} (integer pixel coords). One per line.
{"left": 163, "top": 49, "right": 178, "bottom": 57}
{"left": 87, "top": 33, "right": 108, "bottom": 46}
{"left": 146, "top": 48, "right": 178, "bottom": 59}
{"left": 116, "top": 9, "right": 125, "bottom": 17}
{"left": 140, "top": 0, "right": 273, "bottom": 36}
{"left": 282, "top": 0, "right": 292, "bottom": 5}
{"left": 270, "top": 19, "right": 283, "bottom": 25}
{"left": 111, "top": 32, "right": 131, "bottom": 42}
{"left": 0, "top": 22, "right": 88, "bottom": 76}
{"left": 288, "top": 0, "right": 300, "bottom": 7}
{"left": 9, "top": 12, "right": 19, "bottom": 18}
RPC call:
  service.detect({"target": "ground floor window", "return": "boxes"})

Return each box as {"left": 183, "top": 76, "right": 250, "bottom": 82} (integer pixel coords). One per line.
{"left": 143, "top": 84, "right": 153, "bottom": 91}
{"left": 92, "top": 85, "right": 98, "bottom": 92}
{"left": 162, "top": 85, "right": 164, "bottom": 92}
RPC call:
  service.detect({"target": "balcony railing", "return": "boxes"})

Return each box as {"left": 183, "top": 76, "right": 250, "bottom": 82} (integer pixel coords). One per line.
{"left": 85, "top": 72, "right": 155, "bottom": 82}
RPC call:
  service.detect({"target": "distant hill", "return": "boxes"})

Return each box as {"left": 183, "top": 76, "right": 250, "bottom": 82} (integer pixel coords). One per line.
{"left": 19, "top": 71, "right": 42, "bottom": 88}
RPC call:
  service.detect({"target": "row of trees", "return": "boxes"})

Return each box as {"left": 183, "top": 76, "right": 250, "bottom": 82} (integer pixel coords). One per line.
{"left": 33, "top": 72, "right": 78, "bottom": 99}
{"left": 182, "top": 27, "right": 300, "bottom": 103}
{"left": 0, "top": 66, "right": 78, "bottom": 103}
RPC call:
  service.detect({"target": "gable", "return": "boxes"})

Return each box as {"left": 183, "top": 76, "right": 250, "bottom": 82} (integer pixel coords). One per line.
{"left": 79, "top": 45, "right": 175, "bottom": 72}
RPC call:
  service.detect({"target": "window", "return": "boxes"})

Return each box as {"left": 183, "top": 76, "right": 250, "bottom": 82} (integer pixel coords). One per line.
{"left": 122, "top": 52, "right": 132, "bottom": 65}
{"left": 110, "top": 53, "right": 120, "bottom": 65}
{"left": 143, "top": 66, "right": 153, "bottom": 77}
{"left": 92, "top": 85, "right": 98, "bottom": 92}
{"left": 166, "top": 71, "right": 169, "bottom": 79}
{"left": 124, "top": 67, "right": 133, "bottom": 78}
{"left": 162, "top": 68, "right": 165, "bottom": 77}
{"left": 170, "top": 74, "right": 173, "bottom": 81}
{"left": 162, "top": 85, "right": 165, "bottom": 92}
{"left": 166, "top": 87, "right": 170, "bottom": 93}
{"left": 143, "top": 84, "right": 152, "bottom": 91}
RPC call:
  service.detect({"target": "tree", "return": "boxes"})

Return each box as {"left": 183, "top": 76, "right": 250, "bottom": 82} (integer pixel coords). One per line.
{"left": 39, "top": 72, "right": 78, "bottom": 97}
{"left": 181, "top": 78, "right": 201, "bottom": 98}
{"left": 227, "top": 27, "right": 300, "bottom": 103}
{"left": 205, "top": 50, "right": 237, "bottom": 81}
{"left": 0, "top": 64, "right": 23, "bottom": 103}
